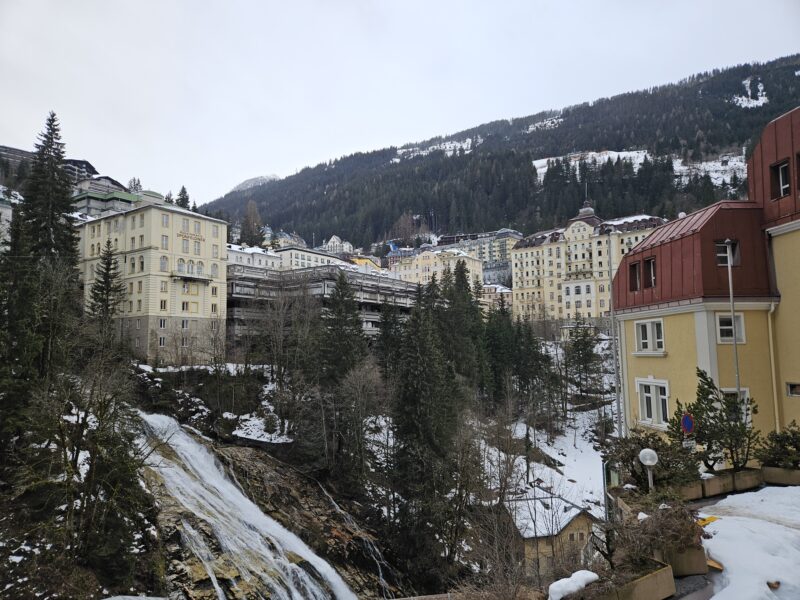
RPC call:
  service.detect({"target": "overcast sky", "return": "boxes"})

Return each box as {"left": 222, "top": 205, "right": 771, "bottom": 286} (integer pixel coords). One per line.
{"left": 1, "top": 1, "right": 799, "bottom": 204}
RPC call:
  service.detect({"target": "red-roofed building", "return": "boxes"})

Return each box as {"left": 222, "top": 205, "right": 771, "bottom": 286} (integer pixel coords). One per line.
{"left": 614, "top": 107, "right": 800, "bottom": 436}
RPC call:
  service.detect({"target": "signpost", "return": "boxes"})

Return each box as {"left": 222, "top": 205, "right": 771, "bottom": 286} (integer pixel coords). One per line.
{"left": 681, "top": 413, "right": 695, "bottom": 450}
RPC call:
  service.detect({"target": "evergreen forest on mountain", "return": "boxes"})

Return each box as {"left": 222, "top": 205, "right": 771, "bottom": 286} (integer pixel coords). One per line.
{"left": 206, "top": 54, "right": 800, "bottom": 248}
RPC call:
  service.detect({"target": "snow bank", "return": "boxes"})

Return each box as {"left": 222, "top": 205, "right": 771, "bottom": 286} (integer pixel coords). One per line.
{"left": 548, "top": 570, "right": 599, "bottom": 600}
{"left": 701, "top": 486, "right": 800, "bottom": 599}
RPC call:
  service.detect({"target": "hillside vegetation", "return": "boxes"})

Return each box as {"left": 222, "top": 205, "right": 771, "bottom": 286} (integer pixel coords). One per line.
{"left": 207, "top": 54, "right": 800, "bottom": 248}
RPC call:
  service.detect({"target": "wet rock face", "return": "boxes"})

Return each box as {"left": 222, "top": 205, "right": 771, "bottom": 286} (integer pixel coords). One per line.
{"left": 215, "top": 446, "right": 406, "bottom": 599}
{"left": 145, "top": 441, "right": 404, "bottom": 599}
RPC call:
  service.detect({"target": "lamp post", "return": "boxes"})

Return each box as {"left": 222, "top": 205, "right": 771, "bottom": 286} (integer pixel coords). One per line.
{"left": 638, "top": 448, "right": 659, "bottom": 492}
{"left": 725, "top": 239, "right": 742, "bottom": 401}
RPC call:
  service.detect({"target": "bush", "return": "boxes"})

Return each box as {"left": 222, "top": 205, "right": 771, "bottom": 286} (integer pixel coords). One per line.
{"left": 602, "top": 430, "right": 699, "bottom": 489}
{"left": 756, "top": 421, "right": 800, "bottom": 469}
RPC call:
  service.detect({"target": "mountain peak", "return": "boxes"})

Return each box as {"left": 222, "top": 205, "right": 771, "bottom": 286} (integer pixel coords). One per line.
{"left": 230, "top": 175, "right": 279, "bottom": 193}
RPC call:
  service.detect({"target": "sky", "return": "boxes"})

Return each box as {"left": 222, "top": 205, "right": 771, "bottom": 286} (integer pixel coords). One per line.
{"left": 1, "top": 1, "right": 799, "bottom": 205}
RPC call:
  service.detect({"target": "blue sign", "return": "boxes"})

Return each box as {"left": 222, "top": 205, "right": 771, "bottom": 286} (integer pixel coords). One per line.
{"left": 681, "top": 413, "right": 695, "bottom": 435}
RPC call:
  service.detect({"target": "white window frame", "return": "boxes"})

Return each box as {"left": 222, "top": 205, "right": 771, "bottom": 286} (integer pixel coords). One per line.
{"left": 634, "top": 319, "right": 665, "bottom": 354}
{"left": 716, "top": 312, "right": 745, "bottom": 344}
{"left": 777, "top": 162, "right": 790, "bottom": 197}
{"left": 158, "top": 336, "right": 166, "bottom": 348}
{"left": 635, "top": 378, "right": 670, "bottom": 428}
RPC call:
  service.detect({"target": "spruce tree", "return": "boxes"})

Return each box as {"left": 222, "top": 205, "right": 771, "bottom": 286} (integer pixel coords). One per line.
{"left": 175, "top": 185, "right": 190, "bottom": 208}
{"left": 319, "top": 270, "right": 366, "bottom": 385}
{"left": 164, "top": 190, "right": 174, "bottom": 204}
{"left": 20, "top": 111, "right": 78, "bottom": 262}
{"left": 240, "top": 200, "right": 265, "bottom": 246}
{"left": 87, "top": 239, "right": 127, "bottom": 331}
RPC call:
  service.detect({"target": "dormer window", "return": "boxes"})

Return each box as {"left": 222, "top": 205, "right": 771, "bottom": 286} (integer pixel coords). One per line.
{"left": 629, "top": 262, "right": 641, "bottom": 292}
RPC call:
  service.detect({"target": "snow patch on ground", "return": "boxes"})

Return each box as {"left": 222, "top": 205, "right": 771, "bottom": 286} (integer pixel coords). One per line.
{"left": 533, "top": 149, "right": 746, "bottom": 186}
{"left": 397, "top": 135, "right": 483, "bottom": 160}
{"left": 527, "top": 115, "right": 563, "bottom": 133}
{"left": 701, "top": 486, "right": 800, "bottom": 599}
{"left": 230, "top": 383, "right": 291, "bottom": 444}
{"left": 731, "top": 77, "right": 769, "bottom": 108}
{"left": 548, "top": 569, "right": 599, "bottom": 600}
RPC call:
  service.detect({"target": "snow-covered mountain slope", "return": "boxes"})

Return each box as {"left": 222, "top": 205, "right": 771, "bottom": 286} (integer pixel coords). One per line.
{"left": 533, "top": 149, "right": 747, "bottom": 186}
{"left": 230, "top": 174, "right": 279, "bottom": 193}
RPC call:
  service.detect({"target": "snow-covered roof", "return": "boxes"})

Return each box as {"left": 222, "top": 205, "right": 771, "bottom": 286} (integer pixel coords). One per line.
{"left": 601, "top": 214, "right": 656, "bottom": 226}
{"left": 505, "top": 486, "right": 594, "bottom": 538}
{"left": 227, "top": 243, "right": 279, "bottom": 257}
{"left": 483, "top": 283, "right": 511, "bottom": 293}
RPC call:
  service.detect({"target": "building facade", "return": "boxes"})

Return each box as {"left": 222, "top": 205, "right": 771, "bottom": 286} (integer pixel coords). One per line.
{"left": 511, "top": 203, "right": 664, "bottom": 323}
{"left": 480, "top": 283, "right": 513, "bottom": 312}
{"left": 437, "top": 228, "right": 523, "bottom": 284}
{"left": 77, "top": 204, "right": 228, "bottom": 365}
{"left": 614, "top": 106, "right": 800, "bottom": 435}
{"left": 389, "top": 248, "right": 483, "bottom": 286}
{"left": 272, "top": 245, "right": 349, "bottom": 269}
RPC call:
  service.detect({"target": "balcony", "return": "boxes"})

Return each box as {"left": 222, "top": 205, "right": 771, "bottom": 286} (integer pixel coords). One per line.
{"left": 171, "top": 270, "right": 212, "bottom": 282}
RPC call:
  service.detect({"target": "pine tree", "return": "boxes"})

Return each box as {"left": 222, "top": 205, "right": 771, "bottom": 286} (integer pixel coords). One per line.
{"left": 319, "top": 271, "right": 367, "bottom": 385}
{"left": 190, "top": 201, "right": 198, "bottom": 213}
{"left": 164, "top": 190, "right": 174, "bottom": 204}
{"left": 126, "top": 177, "right": 142, "bottom": 192}
{"left": 87, "top": 239, "right": 127, "bottom": 331}
{"left": 240, "top": 200, "right": 265, "bottom": 246}
{"left": 20, "top": 112, "right": 78, "bottom": 262}
{"left": 175, "top": 185, "right": 190, "bottom": 209}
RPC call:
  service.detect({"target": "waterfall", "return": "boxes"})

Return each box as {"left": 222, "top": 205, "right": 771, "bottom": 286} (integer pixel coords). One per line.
{"left": 140, "top": 412, "right": 357, "bottom": 600}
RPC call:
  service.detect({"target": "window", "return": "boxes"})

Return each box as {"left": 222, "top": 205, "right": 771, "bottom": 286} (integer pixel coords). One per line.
{"left": 182, "top": 239, "right": 190, "bottom": 253}
{"left": 160, "top": 299, "right": 167, "bottom": 310}
{"left": 139, "top": 234, "right": 144, "bottom": 247}
{"left": 644, "top": 258, "right": 656, "bottom": 288}
{"left": 629, "top": 262, "right": 641, "bottom": 291}
{"left": 181, "top": 319, "right": 189, "bottom": 330}
{"left": 635, "top": 319, "right": 664, "bottom": 353}
{"left": 715, "top": 241, "right": 740, "bottom": 266}
{"left": 575, "top": 286, "right": 581, "bottom": 295}
{"left": 787, "top": 383, "right": 800, "bottom": 397}
{"left": 139, "top": 256, "right": 144, "bottom": 272}
{"left": 197, "top": 261, "right": 204, "bottom": 275}
{"left": 162, "top": 214, "right": 169, "bottom": 227}
{"left": 212, "top": 245, "right": 219, "bottom": 258}
{"left": 158, "top": 336, "right": 166, "bottom": 348}
{"left": 139, "top": 214, "right": 144, "bottom": 227}
{"left": 160, "top": 281, "right": 168, "bottom": 292}
{"left": 211, "top": 286, "right": 217, "bottom": 297}
{"left": 136, "top": 318, "right": 141, "bottom": 329}
{"left": 565, "top": 287, "right": 570, "bottom": 296}
{"left": 136, "top": 299, "right": 142, "bottom": 311}
{"left": 181, "top": 336, "right": 188, "bottom": 348}
{"left": 716, "top": 313, "right": 745, "bottom": 343}
{"left": 137, "top": 281, "right": 142, "bottom": 293}
{"left": 128, "top": 282, "right": 133, "bottom": 294}
{"left": 181, "top": 218, "right": 189, "bottom": 233}
{"left": 161, "top": 235, "right": 169, "bottom": 250}
{"left": 130, "top": 236, "right": 135, "bottom": 249}
{"left": 771, "top": 161, "right": 790, "bottom": 199}
{"left": 129, "top": 260, "right": 135, "bottom": 274}
{"left": 187, "top": 260, "right": 195, "bottom": 275}
{"left": 159, "top": 318, "right": 166, "bottom": 329}
{"left": 599, "top": 284, "right": 605, "bottom": 293}
{"left": 177, "top": 259, "right": 185, "bottom": 274}
{"left": 194, "top": 221, "right": 200, "bottom": 234}
{"left": 721, "top": 388, "right": 752, "bottom": 424}
{"left": 637, "top": 380, "right": 669, "bottom": 426}
{"left": 212, "top": 225, "right": 219, "bottom": 238}
{"left": 160, "top": 256, "right": 168, "bottom": 272}
{"left": 181, "top": 301, "right": 189, "bottom": 311}
{"left": 194, "top": 241, "right": 200, "bottom": 255}
{"left": 135, "top": 337, "right": 140, "bottom": 348}
{"left": 211, "top": 303, "right": 218, "bottom": 314}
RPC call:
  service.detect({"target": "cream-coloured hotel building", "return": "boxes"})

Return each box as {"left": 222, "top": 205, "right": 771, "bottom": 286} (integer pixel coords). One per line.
{"left": 77, "top": 202, "right": 227, "bottom": 365}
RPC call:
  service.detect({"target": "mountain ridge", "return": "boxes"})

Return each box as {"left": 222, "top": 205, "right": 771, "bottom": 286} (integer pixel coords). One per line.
{"left": 205, "top": 53, "right": 800, "bottom": 248}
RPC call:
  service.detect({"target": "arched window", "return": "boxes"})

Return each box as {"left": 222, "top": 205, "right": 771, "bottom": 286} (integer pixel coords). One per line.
{"left": 196, "top": 261, "right": 204, "bottom": 275}
{"left": 139, "top": 256, "right": 145, "bottom": 272}
{"left": 90, "top": 244, "right": 95, "bottom": 257}
{"left": 211, "top": 263, "right": 218, "bottom": 277}
{"left": 178, "top": 259, "right": 185, "bottom": 274}
{"left": 160, "top": 256, "right": 168, "bottom": 272}
{"left": 187, "top": 260, "right": 195, "bottom": 274}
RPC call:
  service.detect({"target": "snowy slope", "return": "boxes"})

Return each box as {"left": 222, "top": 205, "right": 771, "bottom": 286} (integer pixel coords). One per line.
{"left": 230, "top": 175, "right": 279, "bottom": 193}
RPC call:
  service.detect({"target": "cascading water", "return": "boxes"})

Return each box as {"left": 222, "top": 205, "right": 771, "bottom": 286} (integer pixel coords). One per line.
{"left": 140, "top": 412, "right": 357, "bottom": 600}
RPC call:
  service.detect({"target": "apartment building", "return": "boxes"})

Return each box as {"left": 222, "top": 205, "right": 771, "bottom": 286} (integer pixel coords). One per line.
{"left": 511, "top": 202, "right": 663, "bottom": 322}
{"left": 390, "top": 248, "right": 483, "bottom": 286}
{"left": 480, "top": 283, "right": 512, "bottom": 312}
{"left": 437, "top": 228, "right": 523, "bottom": 284}
{"left": 614, "top": 106, "right": 800, "bottom": 435}
{"left": 77, "top": 202, "right": 227, "bottom": 365}
{"left": 272, "top": 245, "right": 349, "bottom": 270}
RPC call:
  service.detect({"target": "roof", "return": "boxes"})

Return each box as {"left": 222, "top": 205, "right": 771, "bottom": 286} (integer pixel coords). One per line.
{"left": 513, "top": 228, "right": 564, "bottom": 249}
{"left": 227, "top": 243, "right": 279, "bottom": 257}
{"left": 629, "top": 201, "right": 754, "bottom": 255}
{"left": 504, "top": 486, "right": 596, "bottom": 538}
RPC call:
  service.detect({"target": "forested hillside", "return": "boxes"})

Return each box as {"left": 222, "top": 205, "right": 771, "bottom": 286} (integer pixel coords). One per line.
{"left": 206, "top": 54, "right": 800, "bottom": 248}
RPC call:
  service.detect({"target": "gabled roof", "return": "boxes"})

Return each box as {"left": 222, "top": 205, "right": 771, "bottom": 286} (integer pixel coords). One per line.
{"left": 630, "top": 201, "right": 754, "bottom": 255}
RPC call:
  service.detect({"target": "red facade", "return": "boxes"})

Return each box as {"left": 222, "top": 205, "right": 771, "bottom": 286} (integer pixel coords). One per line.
{"left": 748, "top": 107, "right": 800, "bottom": 227}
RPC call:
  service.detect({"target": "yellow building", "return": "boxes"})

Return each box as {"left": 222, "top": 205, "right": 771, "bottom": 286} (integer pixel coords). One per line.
{"left": 350, "top": 255, "right": 382, "bottom": 271}
{"left": 614, "top": 105, "right": 800, "bottom": 436}
{"left": 77, "top": 201, "right": 227, "bottom": 365}
{"left": 510, "top": 202, "right": 663, "bottom": 322}
{"left": 390, "top": 248, "right": 483, "bottom": 286}
{"left": 480, "top": 283, "right": 512, "bottom": 313}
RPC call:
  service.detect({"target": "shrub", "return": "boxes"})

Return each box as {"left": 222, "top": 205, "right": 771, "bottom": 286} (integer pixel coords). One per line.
{"left": 602, "top": 430, "right": 699, "bottom": 489}
{"left": 756, "top": 421, "right": 800, "bottom": 469}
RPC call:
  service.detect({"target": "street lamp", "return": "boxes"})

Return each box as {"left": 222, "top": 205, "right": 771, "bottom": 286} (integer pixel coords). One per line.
{"left": 638, "top": 448, "right": 658, "bottom": 492}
